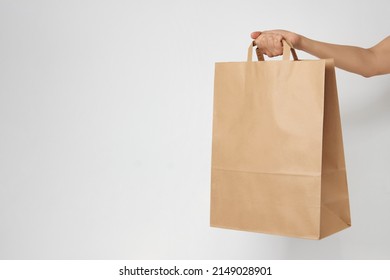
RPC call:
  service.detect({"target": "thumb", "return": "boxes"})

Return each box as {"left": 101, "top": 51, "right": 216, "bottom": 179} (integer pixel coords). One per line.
{"left": 251, "top": 31, "right": 261, "bottom": 39}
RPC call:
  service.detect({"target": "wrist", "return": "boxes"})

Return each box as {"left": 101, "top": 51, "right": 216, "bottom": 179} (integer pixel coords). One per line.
{"left": 294, "top": 34, "right": 305, "bottom": 50}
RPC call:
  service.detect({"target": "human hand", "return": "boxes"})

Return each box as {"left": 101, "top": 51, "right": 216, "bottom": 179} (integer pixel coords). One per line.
{"left": 251, "top": 30, "right": 301, "bottom": 57}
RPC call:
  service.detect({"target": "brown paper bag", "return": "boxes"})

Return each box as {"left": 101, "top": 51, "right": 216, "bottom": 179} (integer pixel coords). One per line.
{"left": 210, "top": 41, "right": 351, "bottom": 239}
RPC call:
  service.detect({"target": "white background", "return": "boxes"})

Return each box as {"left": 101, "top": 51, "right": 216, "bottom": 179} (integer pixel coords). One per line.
{"left": 0, "top": 0, "right": 389, "bottom": 259}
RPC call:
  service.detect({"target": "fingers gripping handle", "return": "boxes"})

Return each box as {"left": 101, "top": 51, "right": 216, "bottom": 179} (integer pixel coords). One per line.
{"left": 282, "top": 40, "right": 298, "bottom": 61}
{"left": 248, "top": 39, "right": 298, "bottom": 62}
{"left": 249, "top": 41, "right": 265, "bottom": 61}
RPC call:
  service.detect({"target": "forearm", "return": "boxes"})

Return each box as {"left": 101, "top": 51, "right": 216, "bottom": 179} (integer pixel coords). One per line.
{"left": 252, "top": 30, "right": 390, "bottom": 77}
{"left": 298, "top": 36, "right": 376, "bottom": 77}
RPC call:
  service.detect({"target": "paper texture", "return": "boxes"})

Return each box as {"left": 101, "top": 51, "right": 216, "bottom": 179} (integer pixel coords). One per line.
{"left": 210, "top": 42, "right": 351, "bottom": 239}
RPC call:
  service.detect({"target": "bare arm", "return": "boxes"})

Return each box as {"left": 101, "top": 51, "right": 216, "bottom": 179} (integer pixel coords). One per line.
{"left": 251, "top": 30, "right": 390, "bottom": 77}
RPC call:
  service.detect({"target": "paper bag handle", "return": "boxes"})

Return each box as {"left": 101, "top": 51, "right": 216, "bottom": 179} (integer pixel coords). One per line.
{"left": 248, "top": 39, "right": 299, "bottom": 62}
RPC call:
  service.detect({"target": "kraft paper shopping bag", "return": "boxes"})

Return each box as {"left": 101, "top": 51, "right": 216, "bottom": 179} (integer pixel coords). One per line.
{"left": 210, "top": 40, "right": 351, "bottom": 239}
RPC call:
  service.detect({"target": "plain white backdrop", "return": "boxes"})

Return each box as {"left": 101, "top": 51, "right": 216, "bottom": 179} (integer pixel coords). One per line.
{"left": 0, "top": 0, "right": 389, "bottom": 259}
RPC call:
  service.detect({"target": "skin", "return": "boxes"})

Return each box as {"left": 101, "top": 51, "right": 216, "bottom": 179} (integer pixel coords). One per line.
{"left": 251, "top": 30, "right": 390, "bottom": 77}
